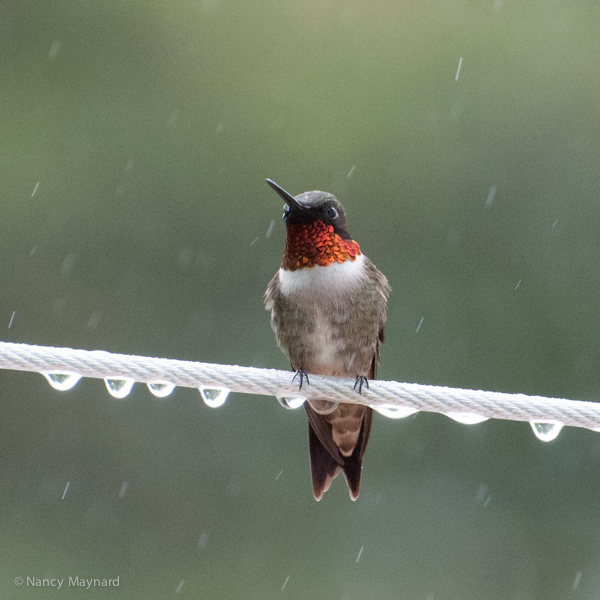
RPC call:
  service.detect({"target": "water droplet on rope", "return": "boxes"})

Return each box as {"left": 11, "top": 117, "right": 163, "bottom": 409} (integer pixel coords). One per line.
{"left": 147, "top": 381, "right": 175, "bottom": 397}
{"left": 530, "top": 420, "right": 563, "bottom": 442}
{"left": 446, "top": 412, "right": 489, "bottom": 424}
{"left": 277, "top": 395, "right": 306, "bottom": 409}
{"left": 42, "top": 372, "right": 82, "bottom": 391}
{"left": 374, "top": 405, "right": 419, "bottom": 419}
{"left": 308, "top": 399, "right": 340, "bottom": 415}
{"left": 104, "top": 377, "right": 135, "bottom": 399}
{"left": 199, "top": 387, "right": 230, "bottom": 407}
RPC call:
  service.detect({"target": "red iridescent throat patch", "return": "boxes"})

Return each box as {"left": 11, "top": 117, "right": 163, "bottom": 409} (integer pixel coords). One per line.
{"left": 282, "top": 221, "right": 361, "bottom": 271}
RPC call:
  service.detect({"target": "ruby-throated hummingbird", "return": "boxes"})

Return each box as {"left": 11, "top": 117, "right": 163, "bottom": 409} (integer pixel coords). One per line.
{"left": 264, "top": 179, "right": 390, "bottom": 500}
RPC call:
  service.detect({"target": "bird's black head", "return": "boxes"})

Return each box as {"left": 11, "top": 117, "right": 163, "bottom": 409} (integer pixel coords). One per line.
{"left": 265, "top": 179, "right": 352, "bottom": 241}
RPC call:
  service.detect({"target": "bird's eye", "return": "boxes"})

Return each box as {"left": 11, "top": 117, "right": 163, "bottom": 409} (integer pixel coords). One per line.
{"left": 282, "top": 204, "right": 290, "bottom": 220}
{"left": 325, "top": 206, "right": 338, "bottom": 219}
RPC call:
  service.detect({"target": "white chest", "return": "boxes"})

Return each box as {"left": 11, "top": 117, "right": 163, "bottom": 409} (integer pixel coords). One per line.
{"left": 278, "top": 253, "right": 366, "bottom": 299}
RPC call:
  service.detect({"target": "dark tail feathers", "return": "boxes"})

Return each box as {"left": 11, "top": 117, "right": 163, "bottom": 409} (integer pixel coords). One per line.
{"left": 306, "top": 404, "right": 372, "bottom": 501}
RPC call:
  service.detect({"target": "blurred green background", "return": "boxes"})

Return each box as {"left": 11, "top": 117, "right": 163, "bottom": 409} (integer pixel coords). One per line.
{"left": 2, "top": 0, "right": 600, "bottom": 598}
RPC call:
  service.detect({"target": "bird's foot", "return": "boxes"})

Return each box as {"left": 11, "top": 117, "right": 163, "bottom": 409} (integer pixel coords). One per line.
{"left": 354, "top": 375, "right": 369, "bottom": 395}
{"left": 292, "top": 368, "right": 310, "bottom": 391}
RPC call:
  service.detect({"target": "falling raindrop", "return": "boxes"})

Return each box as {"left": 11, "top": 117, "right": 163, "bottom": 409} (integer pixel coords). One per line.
{"left": 276, "top": 395, "right": 306, "bottom": 409}
{"left": 198, "top": 532, "right": 209, "bottom": 549}
{"left": 60, "top": 253, "right": 76, "bottom": 276}
{"left": 52, "top": 297, "right": 67, "bottom": 315}
{"left": 475, "top": 483, "right": 488, "bottom": 504}
{"left": 167, "top": 109, "right": 180, "bottom": 128}
{"left": 374, "top": 405, "right": 418, "bottom": 419}
{"left": 266, "top": 219, "right": 275, "bottom": 238}
{"left": 455, "top": 56, "right": 463, "bottom": 81}
{"left": 176, "top": 579, "right": 184, "bottom": 593}
{"left": 199, "top": 387, "right": 230, "bottom": 407}
{"left": 178, "top": 248, "right": 194, "bottom": 270}
{"left": 42, "top": 372, "right": 82, "bottom": 391}
{"left": 104, "top": 378, "right": 135, "bottom": 399}
{"left": 446, "top": 413, "right": 489, "bottom": 425}
{"left": 85, "top": 311, "right": 102, "bottom": 331}
{"left": 118, "top": 481, "right": 128, "bottom": 498}
{"left": 147, "top": 381, "right": 175, "bottom": 397}
{"left": 530, "top": 420, "right": 564, "bottom": 442}
{"left": 48, "top": 40, "right": 61, "bottom": 60}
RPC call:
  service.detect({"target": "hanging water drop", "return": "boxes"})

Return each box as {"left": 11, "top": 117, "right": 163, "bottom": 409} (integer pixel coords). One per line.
{"left": 308, "top": 399, "right": 340, "bottom": 415}
{"left": 104, "top": 377, "right": 135, "bottom": 399}
{"left": 530, "top": 420, "right": 564, "bottom": 442}
{"left": 42, "top": 372, "right": 82, "bottom": 391}
{"left": 199, "top": 387, "right": 230, "bottom": 407}
{"left": 446, "top": 412, "right": 489, "bottom": 425}
{"left": 147, "top": 381, "right": 175, "bottom": 397}
{"left": 276, "top": 395, "right": 306, "bottom": 410}
{"left": 374, "top": 405, "right": 419, "bottom": 419}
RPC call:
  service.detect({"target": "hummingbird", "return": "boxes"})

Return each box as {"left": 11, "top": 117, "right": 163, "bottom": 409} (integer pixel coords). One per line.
{"left": 264, "top": 179, "right": 390, "bottom": 501}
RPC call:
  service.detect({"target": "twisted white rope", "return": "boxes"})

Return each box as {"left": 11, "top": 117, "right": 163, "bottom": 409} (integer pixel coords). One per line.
{"left": 0, "top": 341, "right": 598, "bottom": 432}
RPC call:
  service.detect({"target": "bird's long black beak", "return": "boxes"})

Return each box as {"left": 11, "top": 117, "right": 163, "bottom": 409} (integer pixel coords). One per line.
{"left": 266, "top": 179, "right": 305, "bottom": 211}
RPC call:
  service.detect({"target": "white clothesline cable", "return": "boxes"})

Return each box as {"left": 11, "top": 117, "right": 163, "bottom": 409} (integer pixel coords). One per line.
{"left": 0, "top": 341, "right": 598, "bottom": 435}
